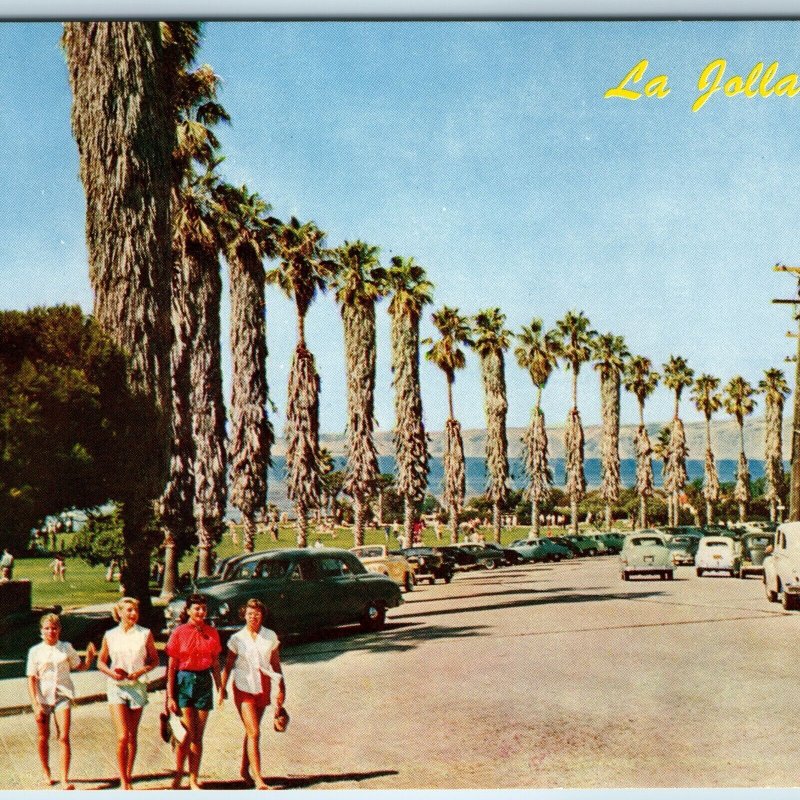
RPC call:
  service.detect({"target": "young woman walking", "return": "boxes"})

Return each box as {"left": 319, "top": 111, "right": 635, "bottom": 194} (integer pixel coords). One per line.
{"left": 96, "top": 597, "right": 159, "bottom": 790}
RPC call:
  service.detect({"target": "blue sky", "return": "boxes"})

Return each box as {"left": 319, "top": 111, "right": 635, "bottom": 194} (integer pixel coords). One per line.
{"left": 2, "top": 21, "right": 799, "bottom": 438}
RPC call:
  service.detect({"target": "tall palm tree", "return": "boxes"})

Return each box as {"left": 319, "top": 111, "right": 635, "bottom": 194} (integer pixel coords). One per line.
{"left": 724, "top": 376, "right": 757, "bottom": 523}
{"left": 63, "top": 22, "right": 174, "bottom": 608}
{"left": 425, "top": 306, "right": 472, "bottom": 544}
{"left": 592, "top": 333, "right": 629, "bottom": 530}
{"left": 623, "top": 356, "right": 659, "bottom": 529}
{"left": 223, "top": 185, "right": 277, "bottom": 553}
{"left": 759, "top": 368, "right": 790, "bottom": 522}
{"left": 471, "top": 309, "right": 512, "bottom": 543}
{"left": 691, "top": 374, "right": 722, "bottom": 526}
{"left": 267, "top": 218, "right": 333, "bottom": 547}
{"left": 385, "top": 257, "right": 433, "bottom": 549}
{"left": 555, "top": 311, "right": 596, "bottom": 534}
{"left": 662, "top": 355, "right": 694, "bottom": 527}
{"left": 515, "top": 320, "right": 560, "bottom": 537}
{"left": 331, "top": 241, "right": 386, "bottom": 547}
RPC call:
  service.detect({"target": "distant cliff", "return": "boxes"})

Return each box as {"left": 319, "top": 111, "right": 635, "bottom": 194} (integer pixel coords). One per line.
{"left": 273, "top": 416, "right": 788, "bottom": 461}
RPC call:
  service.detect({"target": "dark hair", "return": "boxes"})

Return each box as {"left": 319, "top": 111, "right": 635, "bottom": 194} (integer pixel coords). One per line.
{"left": 185, "top": 593, "right": 208, "bottom": 610}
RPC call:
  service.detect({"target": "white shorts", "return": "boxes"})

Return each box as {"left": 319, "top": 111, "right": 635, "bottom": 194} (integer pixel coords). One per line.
{"left": 106, "top": 680, "right": 148, "bottom": 709}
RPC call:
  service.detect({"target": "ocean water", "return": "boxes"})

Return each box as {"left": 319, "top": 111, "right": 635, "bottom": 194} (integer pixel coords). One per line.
{"left": 265, "top": 455, "right": 775, "bottom": 509}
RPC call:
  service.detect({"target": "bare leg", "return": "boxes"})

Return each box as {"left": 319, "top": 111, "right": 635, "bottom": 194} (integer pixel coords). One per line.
{"left": 173, "top": 707, "right": 190, "bottom": 790}
{"left": 240, "top": 733, "right": 254, "bottom": 786}
{"left": 182, "top": 707, "right": 209, "bottom": 790}
{"left": 236, "top": 700, "right": 268, "bottom": 789}
{"left": 110, "top": 703, "right": 143, "bottom": 789}
{"left": 126, "top": 706, "right": 143, "bottom": 789}
{"left": 34, "top": 712, "right": 53, "bottom": 785}
{"left": 53, "top": 704, "right": 74, "bottom": 789}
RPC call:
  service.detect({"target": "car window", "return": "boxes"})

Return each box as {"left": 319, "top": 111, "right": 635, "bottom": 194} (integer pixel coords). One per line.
{"left": 233, "top": 560, "right": 260, "bottom": 579}
{"left": 631, "top": 537, "right": 663, "bottom": 547}
{"left": 704, "top": 541, "right": 730, "bottom": 548}
{"left": 255, "top": 559, "right": 292, "bottom": 579}
{"left": 355, "top": 547, "right": 383, "bottom": 558}
{"left": 318, "top": 557, "right": 354, "bottom": 577}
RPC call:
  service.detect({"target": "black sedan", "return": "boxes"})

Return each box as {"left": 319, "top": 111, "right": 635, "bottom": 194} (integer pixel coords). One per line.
{"left": 399, "top": 547, "right": 454, "bottom": 583}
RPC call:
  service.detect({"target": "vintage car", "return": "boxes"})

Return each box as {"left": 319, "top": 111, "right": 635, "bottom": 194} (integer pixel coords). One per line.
{"left": 482, "top": 542, "right": 525, "bottom": 565}
{"left": 666, "top": 534, "right": 701, "bottom": 566}
{"left": 399, "top": 547, "right": 454, "bottom": 584}
{"left": 509, "top": 537, "right": 571, "bottom": 562}
{"left": 349, "top": 545, "right": 416, "bottom": 591}
{"left": 435, "top": 545, "right": 479, "bottom": 571}
{"left": 738, "top": 531, "right": 774, "bottom": 579}
{"left": 456, "top": 543, "right": 506, "bottom": 569}
{"left": 763, "top": 522, "right": 800, "bottom": 609}
{"left": 164, "top": 548, "right": 403, "bottom": 637}
{"left": 620, "top": 532, "right": 674, "bottom": 580}
{"left": 695, "top": 536, "right": 740, "bottom": 577}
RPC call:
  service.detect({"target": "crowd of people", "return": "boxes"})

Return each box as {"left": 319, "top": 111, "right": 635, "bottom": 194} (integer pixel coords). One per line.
{"left": 25, "top": 594, "right": 287, "bottom": 790}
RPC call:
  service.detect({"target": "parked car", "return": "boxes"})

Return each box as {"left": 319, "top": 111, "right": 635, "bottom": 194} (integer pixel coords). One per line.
{"left": 695, "top": 536, "right": 740, "bottom": 577}
{"left": 620, "top": 532, "right": 674, "bottom": 580}
{"left": 763, "top": 521, "right": 800, "bottom": 609}
{"left": 509, "top": 537, "right": 571, "bottom": 562}
{"left": 482, "top": 542, "right": 525, "bottom": 565}
{"left": 456, "top": 543, "right": 507, "bottom": 569}
{"left": 164, "top": 548, "right": 403, "bottom": 637}
{"left": 738, "top": 531, "right": 774, "bottom": 579}
{"left": 400, "top": 547, "right": 454, "bottom": 584}
{"left": 435, "top": 546, "right": 479, "bottom": 571}
{"left": 350, "top": 545, "right": 416, "bottom": 591}
{"left": 666, "top": 534, "right": 700, "bottom": 566}
{"left": 548, "top": 536, "right": 584, "bottom": 557}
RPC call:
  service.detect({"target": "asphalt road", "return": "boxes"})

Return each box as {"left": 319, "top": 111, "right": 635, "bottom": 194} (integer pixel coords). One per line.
{"left": 0, "top": 556, "right": 795, "bottom": 789}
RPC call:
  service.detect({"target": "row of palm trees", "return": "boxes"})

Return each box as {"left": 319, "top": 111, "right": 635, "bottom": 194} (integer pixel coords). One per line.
{"left": 61, "top": 23, "right": 790, "bottom": 606}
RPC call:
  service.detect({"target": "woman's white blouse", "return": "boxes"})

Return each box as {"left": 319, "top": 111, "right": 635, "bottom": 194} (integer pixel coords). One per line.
{"left": 104, "top": 623, "right": 149, "bottom": 679}
{"left": 227, "top": 626, "right": 280, "bottom": 694}
{"left": 26, "top": 641, "right": 81, "bottom": 705}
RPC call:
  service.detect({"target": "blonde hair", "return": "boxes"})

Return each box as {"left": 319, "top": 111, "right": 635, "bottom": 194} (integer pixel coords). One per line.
{"left": 112, "top": 597, "right": 140, "bottom": 623}
{"left": 39, "top": 612, "right": 61, "bottom": 629}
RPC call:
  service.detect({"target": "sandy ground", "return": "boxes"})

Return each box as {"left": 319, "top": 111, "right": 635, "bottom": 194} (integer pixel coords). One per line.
{"left": 0, "top": 556, "right": 796, "bottom": 790}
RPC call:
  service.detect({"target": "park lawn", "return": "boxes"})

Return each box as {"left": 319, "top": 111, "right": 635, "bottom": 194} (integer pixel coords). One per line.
{"left": 14, "top": 555, "right": 120, "bottom": 610}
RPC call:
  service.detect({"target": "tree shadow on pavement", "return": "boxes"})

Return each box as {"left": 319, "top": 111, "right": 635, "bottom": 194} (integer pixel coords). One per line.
{"left": 201, "top": 769, "right": 399, "bottom": 790}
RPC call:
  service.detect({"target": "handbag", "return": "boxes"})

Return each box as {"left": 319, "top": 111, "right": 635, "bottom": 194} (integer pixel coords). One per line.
{"left": 273, "top": 706, "right": 289, "bottom": 732}
{"left": 159, "top": 710, "right": 171, "bottom": 744}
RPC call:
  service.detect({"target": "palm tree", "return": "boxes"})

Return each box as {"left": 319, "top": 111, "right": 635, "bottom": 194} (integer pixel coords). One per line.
{"left": 592, "top": 333, "right": 629, "bottom": 530}
{"left": 691, "top": 374, "right": 722, "bottom": 526}
{"left": 662, "top": 355, "right": 694, "bottom": 527}
{"left": 623, "top": 356, "right": 659, "bottom": 529}
{"left": 223, "top": 185, "right": 277, "bottom": 553}
{"left": 331, "top": 241, "right": 385, "bottom": 547}
{"left": 555, "top": 311, "right": 596, "bottom": 534}
{"left": 724, "top": 376, "right": 757, "bottom": 523}
{"left": 63, "top": 22, "right": 174, "bottom": 608}
{"left": 759, "top": 368, "right": 790, "bottom": 522}
{"left": 267, "top": 218, "right": 333, "bottom": 547}
{"left": 471, "top": 309, "right": 512, "bottom": 543}
{"left": 515, "top": 320, "right": 560, "bottom": 537}
{"left": 425, "top": 306, "right": 472, "bottom": 544}
{"left": 385, "top": 257, "right": 433, "bottom": 549}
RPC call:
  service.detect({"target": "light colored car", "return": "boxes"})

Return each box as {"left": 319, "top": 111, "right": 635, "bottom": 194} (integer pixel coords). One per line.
{"left": 620, "top": 532, "right": 674, "bottom": 581}
{"left": 695, "top": 536, "right": 740, "bottom": 577}
{"left": 350, "top": 545, "right": 416, "bottom": 592}
{"left": 763, "top": 521, "right": 800, "bottom": 610}
{"left": 738, "top": 531, "right": 774, "bottom": 579}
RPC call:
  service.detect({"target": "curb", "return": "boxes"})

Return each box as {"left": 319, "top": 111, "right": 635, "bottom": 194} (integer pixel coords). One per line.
{"left": 0, "top": 673, "right": 167, "bottom": 718}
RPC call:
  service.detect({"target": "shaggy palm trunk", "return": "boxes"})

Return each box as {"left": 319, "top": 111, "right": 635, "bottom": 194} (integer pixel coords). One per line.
{"left": 565, "top": 406, "right": 586, "bottom": 536}
{"left": 375, "top": 491, "right": 384, "bottom": 527}
{"left": 229, "top": 242, "right": 271, "bottom": 555}
{"left": 524, "top": 401, "right": 551, "bottom": 538}
{"left": 192, "top": 251, "right": 227, "bottom": 577}
{"left": 444, "top": 415, "right": 466, "bottom": 544}
{"left": 764, "top": 392, "right": 785, "bottom": 523}
{"left": 734, "top": 426, "right": 751, "bottom": 523}
{"left": 161, "top": 533, "right": 177, "bottom": 599}
{"left": 286, "top": 335, "right": 321, "bottom": 549}
{"left": 341, "top": 303, "right": 379, "bottom": 548}
{"left": 599, "top": 368, "right": 621, "bottom": 531}
{"left": 478, "top": 349, "right": 509, "bottom": 544}
{"left": 664, "top": 417, "right": 688, "bottom": 529}
{"left": 634, "top": 418, "right": 654, "bottom": 529}
{"left": 64, "top": 22, "right": 173, "bottom": 612}
{"left": 390, "top": 308, "right": 429, "bottom": 546}
{"left": 404, "top": 496, "right": 414, "bottom": 550}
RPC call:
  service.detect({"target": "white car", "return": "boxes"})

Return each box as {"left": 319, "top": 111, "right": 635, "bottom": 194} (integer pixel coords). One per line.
{"left": 620, "top": 532, "right": 674, "bottom": 581}
{"left": 763, "top": 521, "right": 800, "bottom": 610}
{"left": 695, "top": 536, "right": 740, "bottom": 577}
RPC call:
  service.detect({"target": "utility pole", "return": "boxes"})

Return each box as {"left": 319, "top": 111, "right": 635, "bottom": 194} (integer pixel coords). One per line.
{"left": 772, "top": 264, "right": 800, "bottom": 520}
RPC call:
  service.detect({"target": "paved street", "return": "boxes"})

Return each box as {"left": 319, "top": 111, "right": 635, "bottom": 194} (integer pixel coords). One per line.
{"left": 0, "top": 555, "right": 796, "bottom": 790}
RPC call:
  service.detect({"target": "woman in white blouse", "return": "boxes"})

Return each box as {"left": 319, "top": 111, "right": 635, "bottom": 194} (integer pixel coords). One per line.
{"left": 219, "top": 598, "right": 286, "bottom": 789}
{"left": 26, "top": 612, "right": 96, "bottom": 789}
{"left": 97, "top": 597, "right": 159, "bottom": 790}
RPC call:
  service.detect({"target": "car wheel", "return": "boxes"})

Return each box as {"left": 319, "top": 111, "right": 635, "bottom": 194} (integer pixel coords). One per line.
{"left": 621, "top": 572, "right": 629, "bottom": 581}
{"left": 444, "top": 571, "right": 453, "bottom": 584}
{"left": 485, "top": 560, "right": 496, "bottom": 570}
{"left": 667, "top": 571, "right": 674, "bottom": 580}
{"left": 360, "top": 600, "right": 386, "bottom": 631}
{"left": 766, "top": 582, "right": 779, "bottom": 602}
{"left": 403, "top": 572, "right": 413, "bottom": 592}
{"left": 696, "top": 568, "right": 704, "bottom": 577}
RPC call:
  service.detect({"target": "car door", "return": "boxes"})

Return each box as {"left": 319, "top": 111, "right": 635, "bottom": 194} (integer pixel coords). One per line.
{"left": 273, "top": 557, "right": 328, "bottom": 633}
{"left": 314, "top": 554, "right": 361, "bottom": 625}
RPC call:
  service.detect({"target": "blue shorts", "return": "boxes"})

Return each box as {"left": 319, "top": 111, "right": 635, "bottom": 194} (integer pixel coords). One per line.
{"left": 176, "top": 670, "right": 213, "bottom": 710}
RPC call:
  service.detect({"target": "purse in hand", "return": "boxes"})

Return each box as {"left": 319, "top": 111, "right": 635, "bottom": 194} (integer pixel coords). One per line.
{"left": 159, "top": 711, "right": 171, "bottom": 744}
{"left": 273, "top": 706, "right": 289, "bottom": 732}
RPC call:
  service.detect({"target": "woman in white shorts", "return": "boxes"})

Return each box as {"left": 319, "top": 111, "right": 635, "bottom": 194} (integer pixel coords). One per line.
{"left": 97, "top": 597, "right": 159, "bottom": 790}
{"left": 218, "top": 598, "right": 286, "bottom": 789}
{"left": 26, "top": 612, "right": 96, "bottom": 789}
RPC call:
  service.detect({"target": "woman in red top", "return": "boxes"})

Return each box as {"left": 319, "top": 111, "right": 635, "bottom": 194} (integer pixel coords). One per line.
{"left": 165, "top": 594, "right": 222, "bottom": 790}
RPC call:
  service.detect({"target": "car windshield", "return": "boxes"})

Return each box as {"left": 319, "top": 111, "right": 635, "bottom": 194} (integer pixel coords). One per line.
{"left": 704, "top": 541, "right": 730, "bottom": 548}
{"left": 353, "top": 547, "right": 383, "bottom": 559}
{"left": 631, "top": 537, "right": 663, "bottom": 547}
